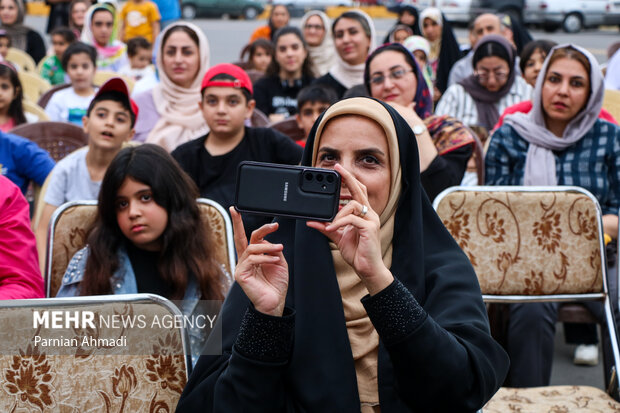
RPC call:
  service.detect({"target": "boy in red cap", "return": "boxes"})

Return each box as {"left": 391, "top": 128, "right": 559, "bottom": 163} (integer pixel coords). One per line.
{"left": 36, "top": 78, "right": 139, "bottom": 263}
{"left": 172, "top": 63, "right": 302, "bottom": 236}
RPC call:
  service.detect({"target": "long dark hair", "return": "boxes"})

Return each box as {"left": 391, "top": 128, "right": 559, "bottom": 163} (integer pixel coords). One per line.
{"left": 0, "top": 63, "right": 26, "bottom": 125}
{"left": 266, "top": 26, "right": 315, "bottom": 79}
{"left": 81, "top": 144, "right": 225, "bottom": 300}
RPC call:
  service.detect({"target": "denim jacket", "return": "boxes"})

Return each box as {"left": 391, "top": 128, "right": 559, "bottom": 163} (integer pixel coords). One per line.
{"left": 58, "top": 246, "right": 221, "bottom": 365}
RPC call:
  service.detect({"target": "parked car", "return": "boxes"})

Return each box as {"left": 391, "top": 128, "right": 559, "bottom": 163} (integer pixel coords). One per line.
{"left": 471, "top": 0, "right": 525, "bottom": 22}
{"left": 272, "top": 0, "right": 354, "bottom": 17}
{"left": 524, "top": 0, "right": 620, "bottom": 32}
{"left": 180, "top": 0, "right": 265, "bottom": 20}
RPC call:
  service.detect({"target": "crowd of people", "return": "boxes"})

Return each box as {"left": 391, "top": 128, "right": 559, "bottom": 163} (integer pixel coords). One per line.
{"left": 1, "top": 1, "right": 620, "bottom": 411}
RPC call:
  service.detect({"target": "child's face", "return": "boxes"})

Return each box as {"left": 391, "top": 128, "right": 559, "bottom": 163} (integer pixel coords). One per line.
{"left": 413, "top": 50, "right": 427, "bottom": 67}
{"left": 296, "top": 101, "right": 330, "bottom": 138}
{"left": 0, "top": 76, "right": 16, "bottom": 112}
{"left": 91, "top": 9, "right": 114, "bottom": 47}
{"left": 251, "top": 47, "right": 271, "bottom": 73}
{"left": 199, "top": 86, "right": 254, "bottom": 138}
{"left": 51, "top": 35, "right": 70, "bottom": 59}
{"left": 0, "top": 38, "right": 9, "bottom": 58}
{"left": 116, "top": 177, "right": 168, "bottom": 252}
{"left": 66, "top": 52, "right": 96, "bottom": 91}
{"left": 129, "top": 47, "right": 152, "bottom": 70}
{"left": 393, "top": 29, "right": 410, "bottom": 44}
{"left": 83, "top": 99, "right": 134, "bottom": 150}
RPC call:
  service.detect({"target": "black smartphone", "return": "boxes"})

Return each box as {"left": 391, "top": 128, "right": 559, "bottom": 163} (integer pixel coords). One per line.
{"left": 234, "top": 161, "right": 341, "bottom": 221}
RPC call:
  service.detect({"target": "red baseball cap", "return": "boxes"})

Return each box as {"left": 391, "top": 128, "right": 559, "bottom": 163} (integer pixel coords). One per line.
{"left": 201, "top": 63, "right": 253, "bottom": 95}
{"left": 94, "top": 77, "right": 139, "bottom": 120}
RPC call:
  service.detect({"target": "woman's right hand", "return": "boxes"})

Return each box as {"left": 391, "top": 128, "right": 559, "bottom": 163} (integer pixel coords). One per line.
{"left": 230, "top": 207, "right": 289, "bottom": 317}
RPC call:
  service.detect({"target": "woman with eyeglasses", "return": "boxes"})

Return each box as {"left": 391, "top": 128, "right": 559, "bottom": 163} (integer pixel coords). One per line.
{"left": 80, "top": 3, "right": 127, "bottom": 71}
{"left": 300, "top": 10, "right": 335, "bottom": 76}
{"left": 435, "top": 34, "right": 532, "bottom": 132}
{"left": 365, "top": 43, "right": 474, "bottom": 201}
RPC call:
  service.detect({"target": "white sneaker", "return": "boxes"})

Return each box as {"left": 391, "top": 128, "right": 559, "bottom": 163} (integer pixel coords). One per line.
{"left": 573, "top": 344, "right": 599, "bottom": 366}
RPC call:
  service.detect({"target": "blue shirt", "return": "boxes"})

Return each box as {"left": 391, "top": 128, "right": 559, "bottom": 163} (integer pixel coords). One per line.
{"left": 152, "top": 0, "right": 179, "bottom": 22}
{"left": 0, "top": 132, "right": 55, "bottom": 193}
{"left": 485, "top": 119, "right": 620, "bottom": 215}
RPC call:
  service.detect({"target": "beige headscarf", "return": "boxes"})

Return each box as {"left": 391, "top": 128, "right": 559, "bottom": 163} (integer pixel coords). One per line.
{"left": 419, "top": 7, "right": 443, "bottom": 62}
{"left": 146, "top": 22, "right": 210, "bottom": 151}
{"left": 312, "top": 98, "right": 402, "bottom": 409}
{"left": 300, "top": 10, "right": 336, "bottom": 76}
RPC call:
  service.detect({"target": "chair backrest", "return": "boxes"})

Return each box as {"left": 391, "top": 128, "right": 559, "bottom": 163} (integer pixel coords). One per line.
{"left": 6, "top": 47, "right": 36, "bottom": 72}
{"left": 603, "top": 89, "right": 620, "bottom": 124}
{"left": 9, "top": 121, "right": 88, "bottom": 162}
{"left": 250, "top": 108, "right": 270, "bottom": 127}
{"left": 22, "top": 99, "right": 50, "bottom": 121}
{"left": 0, "top": 294, "right": 191, "bottom": 411}
{"left": 46, "top": 199, "right": 235, "bottom": 297}
{"left": 18, "top": 71, "right": 52, "bottom": 102}
{"left": 94, "top": 71, "right": 135, "bottom": 92}
{"left": 37, "top": 83, "right": 72, "bottom": 109}
{"left": 433, "top": 186, "right": 606, "bottom": 297}
{"left": 271, "top": 116, "right": 305, "bottom": 142}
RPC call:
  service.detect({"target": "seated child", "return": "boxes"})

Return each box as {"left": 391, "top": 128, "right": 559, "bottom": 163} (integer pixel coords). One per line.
{"left": 295, "top": 84, "right": 337, "bottom": 147}
{"left": 36, "top": 77, "right": 138, "bottom": 265}
{"left": 40, "top": 27, "right": 77, "bottom": 85}
{"left": 403, "top": 35, "right": 434, "bottom": 99}
{"left": 0, "top": 62, "right": 39, "bottom": 130}
{"left": 0, "top": 175, "right": 45, "bottom": 299}
{"left": 239, "top": 38, "right": 273, "bottom": 75}
{"left": 171, "top": 63, "right": 303, "bottom": 236}
{"left": 0, "top": 30, "right": 9, "bottom": 61}
{"left": 45, "top": 42, "right": 98, "bottom": 126}
{"left": 57, "top": 144, "right": 228, "bottom": 362}
{"left": 118, "top": 36, "right": 155, "bottom": 81}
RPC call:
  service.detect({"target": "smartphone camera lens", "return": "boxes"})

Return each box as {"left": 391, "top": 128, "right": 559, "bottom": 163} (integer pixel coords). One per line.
{"left": 305, "top": 173, "right": 313, "bottom": 181}
{"left": 326, "top": 175, "right": 334, "bottom": 183}
{"left": 316, "top": 174, "right": 324, "bottom": 182}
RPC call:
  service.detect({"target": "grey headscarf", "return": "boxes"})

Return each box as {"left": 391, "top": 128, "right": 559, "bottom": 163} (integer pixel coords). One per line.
{"left": 503, "top": 44, "right": 604, "bottom": 185}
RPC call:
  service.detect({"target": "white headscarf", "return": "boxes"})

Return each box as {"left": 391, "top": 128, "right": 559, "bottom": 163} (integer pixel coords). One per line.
{"left": 419, "top": 7, "right": 442, "bottom": 62}
{"left": 328, "top": 9, "right": 376, "bottom": 89}
{"left": 146, "top": 22, "right": 210, "bottom": 152}
{"left": 504, "top": 44, "right": 604, "bottom": 185}
{"left": 300, "top": 10, "right": 336, "bottom": 77}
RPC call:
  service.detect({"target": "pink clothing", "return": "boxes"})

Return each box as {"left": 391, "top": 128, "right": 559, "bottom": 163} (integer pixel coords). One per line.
{"left": 0, "top": 118, "right": 15, "bottom": 132}
{"left": 495, "top": 100, "right": 618, "bottom": 131}
{"left": 0, "top": 175, "right": 45, "bottom": 299}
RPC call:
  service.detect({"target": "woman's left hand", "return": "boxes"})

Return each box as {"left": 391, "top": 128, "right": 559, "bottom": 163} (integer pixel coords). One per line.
{"left": 307, "top": 164, "right": 393, "bottom": 295}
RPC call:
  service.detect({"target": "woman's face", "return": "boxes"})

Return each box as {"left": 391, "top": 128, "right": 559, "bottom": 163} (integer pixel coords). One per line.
{"left": 541, "top": 56, "right": 590, "bottom": 126}
{"left": 162, "top": 30, "right": 201, "bottom": 89}
{"left": 422, "top": 18, "right": 440, "bottom": 42}
{"left": 316, "top": 115, "right": 391, "bottom": 216}
{"left": 116, "top": 177, "right": 168, "bottom": 252}
{"left": 0, "top": 0, "right": 18, "bottom": 26}
{"left": 474, "top": 56, "right": 510, "bottom": 92}
{"left": 72, "top": 2, "right": 87, "bottom": 27}
{"left": 271, "top": 5, "right": 289, "bottom": 30}
{"left": 275, "top": 33, "right": 307, "bottom": 77}
{"left": 523, "top": 48, "right": 546, "bottom": 88}
{"left": 369, "top": 50, "right": 417, "bottom": 107}
{"left": 91, "top": 9, "right": 114, "bottom": 47}
{"left": 400, "top": 10, "right": 416, "bottom": 26}
{"left": 303, "top": 15, "right": 326, "bottom": 47}
{"left": 333, "top": 17, "right": 371, "bottom": 66}
{"left": 251, "top": 46, "right": 271, "bottom": 73}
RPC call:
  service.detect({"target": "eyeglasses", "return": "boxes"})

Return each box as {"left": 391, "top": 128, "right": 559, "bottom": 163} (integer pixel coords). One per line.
{"left": 369, "top": 68, "right": 413, "bottom": 86}
{"left": 304, "top": 24, "right": 324, "bottom": 31}
{"left": 474, "top": 70, "right": 509, "bottom": 83}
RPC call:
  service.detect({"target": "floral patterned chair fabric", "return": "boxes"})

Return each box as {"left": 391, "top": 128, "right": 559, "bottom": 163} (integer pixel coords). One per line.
{"left": 46, "top": 199, "right": 235, "bottom": 297}
{"left": 433, "top": 186, "right": 620, "bottom": 406}
{"left": 0, "top": 295, "right": 190, "bottom": 412}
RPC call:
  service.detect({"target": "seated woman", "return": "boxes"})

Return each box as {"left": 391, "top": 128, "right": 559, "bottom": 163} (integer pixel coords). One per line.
{"left": 485, "top": 44, "right": 620, "bottom": 387}
{"left": 0, "top": 0, "right": 45, "bottom": 63}
{"left": 382, "top": 4, "right": 420, "bottom": 44}
{"left": 133, "top": 22, "right": 210, "bottom": 150}
{"left": 80, "top": 3, "right": 128, "bottom": 71}
{"left": 253, "top": 27, "right": 315, "bottom": 122}
{"left": 435, "top": 34, "right": 532, "bottom": 132}
{"left": 300, "top": 10, "right": 335, "bottom": 77}
{"left": 176, "top": 97, "right": 509, "bottom": 411}
{"left": 365, "top": 43, "right": 473, "bottom": 201}
{"left": 57, "top": 144, "right": 228, "bottom": 360}
{"left": 313, "top": 10, "right": 375, "bottom": 99}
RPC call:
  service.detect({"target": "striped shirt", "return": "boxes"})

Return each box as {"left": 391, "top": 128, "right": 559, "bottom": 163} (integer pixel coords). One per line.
{"left": 435, "top": 76, "right": 533, "bottom": 128}
{"left": 485, "top": 119, "right": 620, "bottom": 215}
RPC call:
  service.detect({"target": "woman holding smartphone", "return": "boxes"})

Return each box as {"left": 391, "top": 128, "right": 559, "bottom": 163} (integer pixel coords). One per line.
{"left": 177, "top": 97, "right": 508, "bottom": 412}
